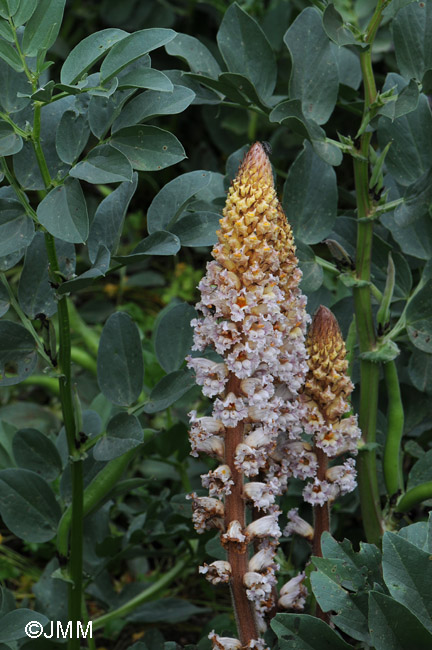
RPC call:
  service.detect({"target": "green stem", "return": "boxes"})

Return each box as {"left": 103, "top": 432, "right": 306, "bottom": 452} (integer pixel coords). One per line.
{"left": 352, "top": 2, "right": 387, "bottom": 545}
{"left": 91, "top": 557, "right": 189, "bottom": 631}
{"left": 32, "top": 103, "right": 52, "bottom": 189}
{"left": 395, "top": 482, "right": 432, "bottom": 513}
{"left": 345, "top": 316, "right": 357, "bottom": 379}
{"left": 383, "top": 361, "right": 404, "bottom": 496}
{"left": 71, "top": 347, "right": 97, "bottom": 375}
{"left": 21, "top": 375, "right": 60, "bottom": 394}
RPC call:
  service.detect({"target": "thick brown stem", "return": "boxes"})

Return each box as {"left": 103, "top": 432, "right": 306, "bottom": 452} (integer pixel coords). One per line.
{"left": 224, "top": 374, "right": 258, "bottom": 645}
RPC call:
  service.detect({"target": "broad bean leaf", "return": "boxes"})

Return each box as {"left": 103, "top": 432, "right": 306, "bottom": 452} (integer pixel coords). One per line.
{"left": 12, "top": 0, "right": 37, "bottom": 27}
{"left": 393, "top": 1, "right": 432, "bottom": 81}
{"left": 405, "top": 279, "right": 432, "bottom": 353}
{"left": 408, "top": 349, "right": 432, "bottom": 394}
{"left": 126, "top": 598, "right": 207, "bottom": 624}
{"left": 100, "top": 28, "right": 176, "bottom": 82}
{"left": 332, "top": 44, "right": 362, "bottom": 90}
{"left": 0, "top": 120, "right": 22, "bottom": 155}
{"left": 217, "top": 2, "right": 276, "bottom": 100}
{"left": 110, "top": 125, "right": 185, "bottom": 171}
{"left": 112, "top": 85, "right": 195, "bottom": 132}
{"left": 369, "top": 591, "right": 432, "bottom": 650}
{"left": 283, "top": 141, "right": 337, "bottom": 243}
{"left": 0, "top": 321, "right": 37, "bottom": 386}
{"left": 0, "top": 39, "right": 24, "bottom": 71}
{"left": 22, "top": 0, "right": 65, "bottom": 56}
{"left": 379, "top": 73, "right": 420, "bottom": 121}
{"left": 88, "top": 88, "right": 136, "bottom": 139}
{"left": 12, "top": 428, "right": 62, "bottom": 481}
{"left": 154, "top": 302, "right": 196, "bottom": 373}
{"left": 0, "top": 468, "right": 61, "bottom": 542}
{"left": 0, "top": 609, "right": 48, "bottom": 643}
{"left": 13, "top": 96, "right": 74, "bottom": 190}
{"left": 296, "top": 242, "right": 324, "bottom": 293}
{"left": 169, "top": 211, "right": 220, "bottom": 247}
{"left": 32, "top": 558, "right": 68, "bottom": 626}
{"left": 383, "top": 533, "right": 432, "bottom": 632}
{"left": 0, "top": 197, "right": 34, "bottom": 257}
{"left": 269, "top": 99, "right": 342, "bottom": 166}
{"left": 0, "top": 282, "right": 9, "bottom": 317}
{"left": 97, "top": 312, "right": 144, "bottom": 406}
{"left": 88, "top": 174, "right": 138, "bottom": 263}
{"left": 61, "top": 28, "right": 128, "bottom": 85}
{"left": 147, "top": 170, "right": 212, "bottom": 234}
{"left": 377, "top": 94, "right": 432, "bottom": 186}
{"left": 69, "top": 144, "right": 133, "bottom": 184}
{"left": 57, "top": 245, "right": 108, "bottom": 295}
{"left": 322, "top": 4, "right": 361, "bottom": 46}
{"left": 93, "top": 412, "right": 143, "bottom": 461}
{"left": 18, "top": 232, "right": 57, "bottom": 318}
{"left": 114, "top": 231, "right": 181, "bottom": 264}
{"left": 407, "top": 449, "right": 432, "bottom": 490}
{"left": 271, "top": 613, "right": 352, "bottom": 650}
{"left": 284, "top": 7, "right": 339, "bottom": 125}
{"left": 37, "top": 178, "right": 88, "bottom": 243}
{"left": 0, "top": 60, "right": 31, "bottom": 113}
{"left": 55, "top": 111, "right": 90, "bottom": 165}
{"left": 118, "top": 66, "right": 172, "bottom": 92}
{"left": 395, "top": 169, "right": 432, "bottom": 225}
{"left": 142, "top": 369, "right": 196, "bottom": 413}
{"left": 165, "top": 32, "right": 221, "bottom": 78}
{"left": 381, "top": 211, "right": 432, "bottom": 260}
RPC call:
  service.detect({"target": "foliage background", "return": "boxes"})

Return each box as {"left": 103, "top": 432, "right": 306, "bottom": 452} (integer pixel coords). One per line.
{"left": 0, "top": 0, "right": 431, "bottom": 649}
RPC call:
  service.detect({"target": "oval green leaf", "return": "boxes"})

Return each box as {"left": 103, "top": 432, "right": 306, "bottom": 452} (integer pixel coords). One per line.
{"left": 37, "top": 178, "right": 89, "bottom": 243}
{"left": 0, "top": 320, "right": 37, "bottom": 386}
{"left": 154, "top": 302, "right": 196, "bottom": 373}
{"left": 69, "top": 144, "right": 133, "bottom": 184}
{"left": 12, "top": 428, "right": 62, "bottom": 481}
{"left": 60, "top": 28, "right": 128, "bottom": 85}
{"left": 93, "top": 412, "right": 143, "bottom": 461}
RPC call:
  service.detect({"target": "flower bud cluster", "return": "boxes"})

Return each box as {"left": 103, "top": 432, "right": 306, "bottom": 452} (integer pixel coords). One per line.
{"left": 187, "top": 143, "right": 309, "bottom": 649}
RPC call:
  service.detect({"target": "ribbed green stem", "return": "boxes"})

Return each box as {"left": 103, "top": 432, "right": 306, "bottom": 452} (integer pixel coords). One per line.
{"left": 91, "top": 557, "right": 188, "bottom": 630}
{"left": 383, "top": 361, "right": 404, "bottom": 496}
{"left": 352, "top": 2, "right": 387, "bottom": 545}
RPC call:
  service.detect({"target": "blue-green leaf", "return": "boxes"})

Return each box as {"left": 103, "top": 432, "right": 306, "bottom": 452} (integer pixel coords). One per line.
{"left": 154, "top": 302, "right": 196, "bottom": 373}
{"left": 0, "top": 321, "right": 37, "bottom": 386}
{"left": 60, "top": 28, "right": 127, "bottom": 85}
{"left": 93, "top": 412, "right": 143, "bottom": 461}
{"left": 37, "top": 178, "right": 88, "bottom": 243}
{"left": 165, "top": 33, "right": 221, "bottom": 79}
{"left": 110, "top": 125, "right": 185, "bottom": 171}
{"left": 0, "top": 197, "right": 34, "bottom": 256}
{"left": 170, "top": 211, "right": 220, "bottom": 247}
{"left": 114, "top": 231, "right": 181, "bottom": 264}
{"left": 69, "top": 144, "right": 133, "bottom": 184}
{"left": 0, "top": 120, "right": 22, "bottom": 155}
{"left": 22, "top": 0, "right": 65, "bottom": 56}
{"left": 55, "top": 111, "right": 90, "bottom": 165}
{"left": 393, "top": 1, "right": 432, "bottom": 81}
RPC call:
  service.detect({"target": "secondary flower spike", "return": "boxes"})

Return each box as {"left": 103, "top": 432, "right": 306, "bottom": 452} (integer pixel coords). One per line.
{"left": 187, "top": 142, "right": 309, "bottom": 649}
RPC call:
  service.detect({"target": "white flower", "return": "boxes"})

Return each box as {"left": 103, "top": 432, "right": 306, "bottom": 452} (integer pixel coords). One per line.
{"left": 221, "top": 520, "right": 247, "bottom": 551}
{"left": 283, "top": 508, "right": 314, "bottom": 541}
{"left": 278, "top": 572, "right": 307, "bottom": 610}
{"left": 243, "top": 481, "right": 277, "bottom": 511}
{"left": 245, "top": 514, "right": 281, "bottom": 540}
{"left": 325, "top": 458, "right": 357, "bottom": 495}
{"left": 213, "top": 392, "right": 248, "bottom": 427}
{"left": 199, "top": 561, "right": 232, "bottom": 585}
{"left": 302, "top": 478, "right": 340, "bottom": 506}
{"left": 209, "top": 631, "right": 242, "bottom": 650}
{"left": 248, "top": 547, "right": 278, "bottom": 573}
{"left": 201, "top": 464, "right": 234, "bottom": 497}
{"left": 188, "top": 493, "right": 225, "bottom": 533}
{"left": 187, "top": 357, "right": 229, "bottom": 397}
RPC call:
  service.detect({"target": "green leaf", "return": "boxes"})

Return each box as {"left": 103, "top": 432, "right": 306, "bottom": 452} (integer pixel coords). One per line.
{"left": 110, "top": 125, "right": 185, "bottom": 171}
{"left": 88, "top": 174, "right": 137, "bottom": 263}
{"left": 398, "top": 521, "right": 429, "bottom": 551}
{"left": 369, "top": 591, "right": 432, "bottom": 650}
{"left": 296, "top": 242, "right": 324, "bottom": 293}
{"left": 97, "top": 312, "right": 144, "bottom": 407}
{"left": 12, "top": 428, "right": 62, "bottom": 481}
{"left": 143, "top": 369, "right": 196, "bottom": 413}
{"left": 18, "top": 232, "right": 56, "bottom": 318}
{"left": 0, "top": 40, "right": 24, "bottom": 71}
{"left": 0, "top": 282, "right": 9, "bottom": 317}
{"left": 284, "top": 7, "right": 339, "bottom": 125}
{"left": 169, "top": 211, "right": 220, "bottom": 247}
{"left": 217, "top": 2, "right": 276, "bottom": 99}
{"left": 282, "top": 141, "right": 337, "bottom": 243}
{"left": 165, "top": 32, "right": 221, "bottom": 79}
{"left": 112, "top": 85, "right": 195, "bottom": 132}
{"left": 333, "top": 44, "right": 362, "bottom": 90}
{"left": 13, "top": 0, "right": 38, "bottom": 27}
{"left": 322, "top": 4, "right": 362, "bottom": 46}
{"left": 377, "top": 95, "right": 432, "bottom": 186}
{"left": 0, "top": 197, "right": 34, "bottom": 257}
{"left": 100, "top": 28, "right": 176, "bottom": 82}
{"left": 406, "top": 279, "right": 432, "bottom": 353}
{"left": 60, "top": 28, "right": 128, "bottom": 85}
{"left": 22, "top": 0, "right": 65, "bottom": 56}
{"left": 0, "top": 421, "right": 15, "bottom": 470}
{"left": 147, "top": 170, "right": 212, "bottom": 234}
{"left": 381, "top": 211, "right": 432, "bottom": 260}
{"left": 271, "top": 613, "right": 352, "bottom": 650}
{"left": 0, "top": 468, "right": 61, "bottom": 542}
{"left": 382, "top": 532, "right": 432, "bottom": 633}
{"left": 69, "top": 144, "right": 133, "bottom": 184}
{"left": 407, "top": 449, "right": 432, "bottom": 490}
{"left": 88, "top": 88, "right": 136, "bottom": 139}
{"left": 0, "top": 321, "right": 37, "bottom": 386}
{"left": 93, "top": 412, "right": 143, "bottom": 461}
{"left": 269, "top": 99, "right": 342, "bottom": 166}
{"left": 393, "top": 1, "right": 432, "bottom": 82}
{"left": 37, "top": 178, "right": 89, "bottom": 243}
{"left": 0, "top": 120, "right": 22, "bottom": 155}
{"left": 0, "top": 60, "right": 31, "bottom": 113}
{"left": 395, "top": 168, "right": 432, "bottom": 225}
{"left": 0, "top": 609, "right": 48, "bottom": 642}
{"left": 56, "top": 245, "right": 109, "bottom": 295}
{"left": 114, "top": 231, "right": 181, "bottom": 264}
{"left": 126, "top": 598, "right": 208, "bottom": 624}
{"left": 154, "top": 302, "right": 196, "bottom": 373}
{"left": 117, "top": 65, "right": 173, "bottom": 92}
{"left": 408, "top": 349, "right": 432, "bottom": 394}
{"left": 55, "top": 110, "right": 90, "bottom": 165}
